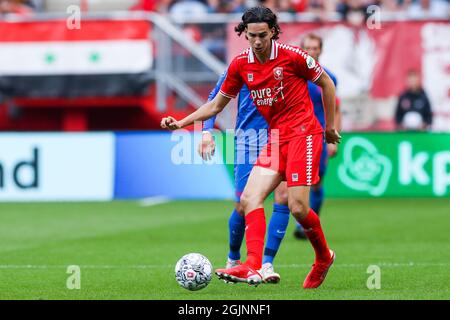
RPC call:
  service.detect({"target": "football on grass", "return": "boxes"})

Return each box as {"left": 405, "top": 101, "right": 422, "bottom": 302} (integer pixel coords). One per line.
{"left": 175, "top": 253, "right": 213, "bottom": 291}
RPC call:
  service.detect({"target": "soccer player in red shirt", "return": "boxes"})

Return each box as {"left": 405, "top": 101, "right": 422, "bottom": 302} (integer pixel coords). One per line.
{"left": 161, "top": 6, "right": 341, "bottom": 289}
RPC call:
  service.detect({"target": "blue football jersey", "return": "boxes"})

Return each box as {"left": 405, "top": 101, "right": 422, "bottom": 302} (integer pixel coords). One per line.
{"left": 203, "top": 69, "right": 268, "bottom": 149}
{"left": 307, "top": 67, "right": 337, "bottom": 129}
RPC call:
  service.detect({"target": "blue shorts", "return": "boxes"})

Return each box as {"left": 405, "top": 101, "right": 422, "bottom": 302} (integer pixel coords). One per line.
{"left": 319, "top": 141, "right": 328, "bottom": 178}
{"left": 234, "top": 145, "right": 262, "bottom": 202}
{"left": 234, "top": 161, "right": 254, "bottom": 202}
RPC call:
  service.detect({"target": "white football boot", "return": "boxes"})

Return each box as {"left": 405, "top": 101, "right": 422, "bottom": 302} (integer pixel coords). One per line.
{"left": 259, "top": 262, "right": 281, "bottom": 284}
{"left": 226, "top": 258, "right": 241, "bottom": 269}
{"left": 223, "top": 258, "right": 241, "bottom": 284}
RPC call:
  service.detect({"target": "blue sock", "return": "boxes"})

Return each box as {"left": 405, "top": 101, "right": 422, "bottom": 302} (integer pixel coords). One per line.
{"left": 310, "top": 186, "right": 324, "bottom": 214}
{"left": 228, "top": 209, "right": 245, "bottom": 260}
{"left": 263, "top": 203, "right": 290, "bottom": 264}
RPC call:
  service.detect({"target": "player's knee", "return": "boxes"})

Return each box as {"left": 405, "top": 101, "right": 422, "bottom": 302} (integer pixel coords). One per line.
{"left": 274, "top": 190, "right": 288, "bottom": 206}
{"left": 240, "top": 191, "right": 262, "bottom": 214}
{"left": 239, "top": 193, "right": 252, "bottom": 213}
{"left": 234, "top": 202, "right": 245, "bottom": 216}
{"left": 289, "top": 201, "right": 309, "bottom": 221}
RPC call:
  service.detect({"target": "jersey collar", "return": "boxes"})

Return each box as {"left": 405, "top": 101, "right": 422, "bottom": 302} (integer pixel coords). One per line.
{"left": 248, "top": 40, "right": 278, "bottom": 64}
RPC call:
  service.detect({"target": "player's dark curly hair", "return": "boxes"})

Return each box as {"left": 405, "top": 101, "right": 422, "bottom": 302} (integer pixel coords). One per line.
{"left": 235, "top": 6, "right": 281, "bottom": 40}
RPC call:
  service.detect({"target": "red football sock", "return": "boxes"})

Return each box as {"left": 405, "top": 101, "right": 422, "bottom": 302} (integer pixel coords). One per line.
{"left": 244, "top": 208, "right": 266, "bottom": 270}
{"left": 298, "top": 209, "right": 331, "bottom": 263}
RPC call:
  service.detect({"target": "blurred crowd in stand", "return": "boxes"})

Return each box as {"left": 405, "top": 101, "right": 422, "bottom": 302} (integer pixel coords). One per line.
{"left": 0, "top": 0, "right": 448, "bottom": 19}
{"left": 0, "top": 0, "right": 37, "bottom": 14}
{"left": 132, "top": 0, "right": 449, "bottom": 19}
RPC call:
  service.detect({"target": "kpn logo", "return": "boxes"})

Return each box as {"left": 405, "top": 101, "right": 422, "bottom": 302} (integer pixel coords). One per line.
{"left": 338, "top": 137, "right": 391, "bottom": 196}
{"left": 337, "top": 136, "right": 450, "bottom": 197}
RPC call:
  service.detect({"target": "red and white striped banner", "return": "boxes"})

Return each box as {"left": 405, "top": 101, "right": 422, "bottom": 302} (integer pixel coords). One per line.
{"left": 0, "top": 20, "right": 153, "bottom": 97}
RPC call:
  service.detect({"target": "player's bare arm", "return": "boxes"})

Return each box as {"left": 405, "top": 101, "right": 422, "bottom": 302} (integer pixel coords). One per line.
{"left": 160, "top": 94, "right": 231, "bottom": 130}
{"left": 335, "top": 98, "right": 342, "bottom": 132}
{"left": 327, "top": 98, "right": 342, "bottom": 157}
{"left": 314, "top": 71, "right": 341, "bottom": 145}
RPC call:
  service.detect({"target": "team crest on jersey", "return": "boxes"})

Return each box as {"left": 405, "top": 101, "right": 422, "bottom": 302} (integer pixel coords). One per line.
{"left": 273, "top": 67, "right": 283, "bottom": 80}
{"left": 248, "top": 73, "right": 254, "bottom": 82}
{"left": 306, "top": 55, "right": 316, "bottom": 69}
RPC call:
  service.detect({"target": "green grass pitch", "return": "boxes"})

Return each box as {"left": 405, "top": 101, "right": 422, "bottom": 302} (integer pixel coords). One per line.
{"left": 0, "top": 198, "right": 449, "bottom": 300}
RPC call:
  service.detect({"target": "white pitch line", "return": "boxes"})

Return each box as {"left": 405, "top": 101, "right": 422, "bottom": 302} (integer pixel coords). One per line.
{"left": 0, "top": 265, "right": 173, "bottom": 269}
{"left": 138, "top": 196, "right": 170, "bottom": 207}
{"left": 0, "top": 262, "right": 448, "bottom": 269}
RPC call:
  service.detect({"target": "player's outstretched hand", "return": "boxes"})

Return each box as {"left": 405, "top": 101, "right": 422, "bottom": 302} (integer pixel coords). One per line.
{"left": 160, "top": 116, "right": 181, "bottom": 130}
{"left": 325, "top": 128, "right": 341, "bottom": 145}
{"left": 198, "top": 131, "right": 216, "bottom": 161}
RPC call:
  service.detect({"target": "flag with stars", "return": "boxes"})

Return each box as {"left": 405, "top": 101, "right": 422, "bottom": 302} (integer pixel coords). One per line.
{"left": 0, "top": 20, "right": 153, "bottom": 98}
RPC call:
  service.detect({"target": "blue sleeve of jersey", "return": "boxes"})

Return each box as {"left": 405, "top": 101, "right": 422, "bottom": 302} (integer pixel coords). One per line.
{"left": 328, "top": 70, "right": 338, "bottom": 88}
{"left": 203, "top": 70, "right": 227, "bottom": 131}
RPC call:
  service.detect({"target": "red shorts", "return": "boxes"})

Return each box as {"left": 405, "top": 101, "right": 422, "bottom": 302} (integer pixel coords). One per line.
{"left": 255, "top": 133, "right": 323, "bottom": 187}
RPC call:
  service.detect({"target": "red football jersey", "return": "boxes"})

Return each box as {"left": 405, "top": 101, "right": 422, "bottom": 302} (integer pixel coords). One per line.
{"left": 220, "top": 40, "right": 324, "bottom": 143}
